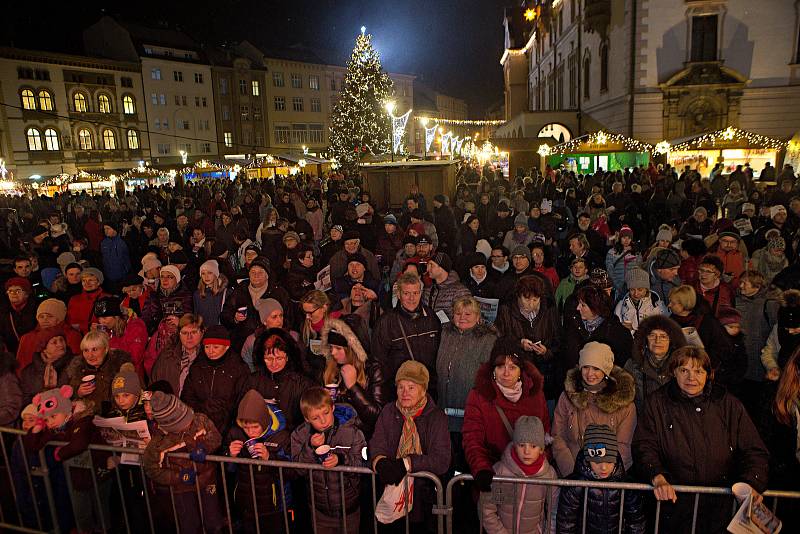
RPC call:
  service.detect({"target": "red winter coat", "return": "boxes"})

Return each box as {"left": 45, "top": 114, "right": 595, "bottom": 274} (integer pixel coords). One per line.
{"left": 462, "top": 360, "right": 550, "bottom": 475}
{"left": 67, "top": 290, "right": 109, "bottom": 335}
{"left": 692, "top": 280, "right": 735, "bottom": 317}
{"left": 678, "top": 255, "right": 701, "bottom": 285}
{"left": 109, "top": 317, "right": 149, "bottom": 378}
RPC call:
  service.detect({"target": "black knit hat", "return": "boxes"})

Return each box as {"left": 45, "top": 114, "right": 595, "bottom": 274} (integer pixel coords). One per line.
{"left": 93, "top": 296, "right": 123, "bottom": 318}
{"left": 700, "top": 254, "right": 724, "bottom": 274}
{"left": 249, "top": 256, "right": 271, "bottom": 273}
{"left": 466, "top": 252, "right": 487, "bottom": 270}
{"left": 169, "top": 250, "right": 189, "bottom": 265}
{"left": 431, "top": 252, "right": 452, "bottom": 273}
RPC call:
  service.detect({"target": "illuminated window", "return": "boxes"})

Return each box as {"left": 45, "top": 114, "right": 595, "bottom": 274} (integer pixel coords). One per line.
{"left": 123, "top": 95, "right": 136, "bottom": 114}
{"left": 252, "top": 80, "right": 260, "bottom": 96}
{"left": 224, "top": 132, "right": 233, "bottom": 147}
{"left": 127, "top": 129, "right": 139, "bottom": 149}
{"left": 78, "top": 129, "right": 93, "bottom": 150}
{"left": 103, "top": 129, "right": 117, "bottom": 150}
{"left": 38, "top": 90, "right": 54, "bottom": 111}
{"left": 26, "top": 128, "right": 42, "bottom": 150}
{"left": 309, "top": 75, "right": 319, "bottom": 90}
{"left": 21, "top": 89, "right": 36, "bottom": 110}
{"left": 74, "top": 93, "right": 87, "bottom": 112}
{"left": 98, "top": 94, "right": 111, "bottom": 113}
{"left": 44, "top": 128, "right": 59, "bottom": 150}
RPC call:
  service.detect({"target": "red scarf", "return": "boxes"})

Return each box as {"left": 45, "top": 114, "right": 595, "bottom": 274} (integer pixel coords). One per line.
{"left": 11, "top": 299, "right": 28, "bottom": 313}
{"left": 511, "top": 447, "right": 545, "bottom": 476}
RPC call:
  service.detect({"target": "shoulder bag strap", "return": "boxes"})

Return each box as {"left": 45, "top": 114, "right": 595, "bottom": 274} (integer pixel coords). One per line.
{"left": 494, "top": 404, "right": 514, "bottom": 437}
{"left": 396, "top": 317, "right": 415, "bottom": 361}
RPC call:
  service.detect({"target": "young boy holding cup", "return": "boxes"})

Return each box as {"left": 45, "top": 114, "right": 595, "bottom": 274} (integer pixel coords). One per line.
{"left": 290, "top": 387, "right": 366, "bottom": 534}
{"left": 227, "top": 389, "right": 290, "bottom": 534}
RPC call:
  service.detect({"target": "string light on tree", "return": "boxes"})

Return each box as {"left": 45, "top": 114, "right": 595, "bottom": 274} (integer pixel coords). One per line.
{"left": 329, "top": 29, "right": 393, "bottom": 173}
{"left": 414, "top": 117, "right": 506, "bottom": 126}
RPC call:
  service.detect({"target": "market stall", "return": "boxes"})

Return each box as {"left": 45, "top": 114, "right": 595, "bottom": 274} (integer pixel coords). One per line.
{"left": 661, "top": 127, "right": 787, "bottom": 178}
{"left": 120, "top": 164, "right": 176, "bottom": 190}
{"left": 547, "top": 131, "right": 653, "bottom": 173}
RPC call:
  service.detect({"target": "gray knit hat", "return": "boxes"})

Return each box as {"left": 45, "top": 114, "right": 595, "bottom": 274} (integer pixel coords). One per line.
{"left": 582, "top": 424, "right": 619, "bottom": 464}
{"left": 625, "top": 267, "right": 650, "bottom": 290}
{"left": 111, "top": 363, "right": 141, "bottom": 396}
{"left": 511, "top": 245, "right": 531, "bottom": 261}
{"left": 255, "top": 298, "right": 283, "bottom": 324}
{"left": 81, "top": 267, "right": 104, "bottom": 285}
{"left": 513, "top": 415, "right": 545, "bottom": 448}
{"left": 655, "top": 229, "right": 673, "bottom": 243}
{"left": 150, "top": 391, "right": 194, "bottom": 433}
{"left": 514, "top": 213, "right": 528, "bottom": 227}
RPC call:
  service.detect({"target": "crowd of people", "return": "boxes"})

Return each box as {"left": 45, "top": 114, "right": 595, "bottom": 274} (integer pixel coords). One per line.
{"left": 0, "top": 158, "right": 799, "bottom": 534}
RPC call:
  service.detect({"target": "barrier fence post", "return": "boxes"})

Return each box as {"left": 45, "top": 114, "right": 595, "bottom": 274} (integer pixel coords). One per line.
{"left": 217, "top": 461, "right": 233, "bottom": 534}
{"left": 138, "top": 464, "right": 155, "bottom": 534}
{"left": 278, "top": 465, "right": 290, "bottom": 534}
{"left": 18, "top": 434, "right": 43, "bottom": 531}
{"left": 111, "top": 453, "right": 130, "bottom": 534}
{"left": 0, "top": 432, "right": 22, "bottom": 527}
{"left": 37, "top": 449, "right": 60, "bottom": 534}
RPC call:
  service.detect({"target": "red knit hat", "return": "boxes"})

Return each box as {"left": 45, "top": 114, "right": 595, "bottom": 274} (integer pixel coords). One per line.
{"left": 5, "top": 277, "right": 32, "bottom": 294}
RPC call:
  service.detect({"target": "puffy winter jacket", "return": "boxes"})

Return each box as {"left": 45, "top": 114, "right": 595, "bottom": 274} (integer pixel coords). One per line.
{"left": 436, "top": 322, "right": 498, "bottom": 432}
{"left": 243, "top": 367, "right": 315, "bottom": 433}
{"left": 633, "top": 381, "right": 769, "bottom": 534}
{"left": 20, "top": 350, "right": 72, "bottom": 405}
{"left": 66, "top": 289, "right": 110, "bottom": 335}
{"left": 192, "top": 277, "right": 231, "bottom": 327}
{"left": 16, "top": 323, "right": 83, "bottom": 374}
{"left": 108, "top": 317, "right": 149, "bottom": 376}
{"left": 556, "top": 453, "right": 646, "bottom": 534}
{"left": 551, "top": 367, "right": 637, "bottom": 477}
{"left": 481, "top": 443, "right": 557, "bottom": 534}
{"left": 320, "top": 318, "right": 386, "bottom": 438}
{"left": 143, "top": 413, "right": 221, "bottom": 494}
{"left": 605, "top": 248, "right": 642, "bottom": 295}
{"left": 692, "top": 279, "right": 735, "bottom": 317}
{"left": 180, "top": 350, "right": 250, "bottom": 440}
{"left": 0, "top": 298, "right": 37, "bottom": 354}
{"left": 291, "top": 405, "right": 367, "bottom": 516}
{"left": 624, "top": 315, "right": 687, "bottom": 413}
{"left": 613, "top": 291, "right": 669, "bottom": 333}
{"left": 463, "top": 361, "right": 550, "bottom": 475}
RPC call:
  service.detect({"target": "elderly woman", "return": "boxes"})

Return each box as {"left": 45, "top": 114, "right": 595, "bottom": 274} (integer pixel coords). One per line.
{"left": 244, "top": 328, "right": 314, "bottom": 432}
{"left": 462, "top": 338, "right": 550, "bottom": 493}
{"left": 240, "top": 298, "right": 294, "bottom": 372}
{"left": 749, "top": 236, "right": 788, "bottom": 287}
{"left": 633, "top": 346, "right": 769, "bottom": 534}
{"left": 551, "top": 342, "right": 637, "bottom": 477}
{"left": 495, "top": 275, "right": 562, "bottom": 406}
{"left": 66, "top": 330, "right": 131, "bottom": 414}
{"left": 192, "top": 259, "right": 231, "bottom": 327}
{"left": 667, "top": 285, "right": 741, "bottom": 387}
{"left": 624, "top": 315, "right": 687, "bottom": 413}
{"left": 436, "top": 296, "right": 498, "bottom": 470}
{"left": 66, "top": 268, "right": 110, "bottom": 335}
{"left": 20, "top": 331, "right": 73, "bottom": 404}
{"left": 369, "top": 361, "right": 450, "bottom": 532}
{"left": 321, "top": 317, "right": 385, "bottom": 438}
{"left": 150, "top": 314, "right": 205, "bottom": 396}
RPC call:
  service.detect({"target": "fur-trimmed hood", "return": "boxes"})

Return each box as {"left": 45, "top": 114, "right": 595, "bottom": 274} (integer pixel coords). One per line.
{"left": 631, "top": 314, "right": 687, "bottom": 365}
{"left": 781, "top": 289, "right": 800, "bottom": 308}
{"left": 320, "top": 317, "right": 367, "bottom": 363}
{"left": 563, "top": 366, "right": 635, "bottom": 413}
{"left": 473, "top": 359, "right": 545, "bottom": 401}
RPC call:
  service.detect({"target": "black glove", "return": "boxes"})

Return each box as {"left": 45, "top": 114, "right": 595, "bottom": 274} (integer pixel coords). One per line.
{"left": 474, "top": 470, "right": 494, "bottom": 492}
{"left": 375, "top": 457, "right": 407, "bottom": 485}
{"left": 189, "top": 443, "right": 207, "bottom": 463}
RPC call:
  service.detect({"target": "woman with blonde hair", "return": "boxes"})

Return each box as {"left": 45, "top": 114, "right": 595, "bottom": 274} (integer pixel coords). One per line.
{"left": 66, "top": 329, "right": 132, "bottom": 413}
{"left": 192, "top": 260, "right": 230, "bottom": 327}
{"left": 300, "top": 290, "right": 341, "bottom": 380}
{"left": 321, "top": 317, "right": 385, "bottom": 438}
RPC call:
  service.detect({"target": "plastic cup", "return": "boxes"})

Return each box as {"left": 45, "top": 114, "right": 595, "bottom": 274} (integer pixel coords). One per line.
{"left": 237, "top": 306, "right": 248, "bottom": 318}
{"left": 82, "top": 374, "right": 96, "bottom": 387}
{"left": 315, "top": 444, "right": 332, "bottom": 463}
{"left": 244, "top": 437, "right": 261, "bottom": 458}
{"left": 325, "top": 383, "right": 339, "bottom": 402}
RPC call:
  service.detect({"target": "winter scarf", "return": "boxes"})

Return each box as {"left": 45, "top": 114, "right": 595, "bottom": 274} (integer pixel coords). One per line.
{"left": 511, "top": 447, "right": 546, "bottom": 476}
{"left": 396, "top": 396, "right": 427, "bottom": 459}
{"left": 581, "top": 379, "right": 606, "bottom": 394}
{"left": 583, "top": 315, "right": 605, "bottom": 334}
{"left": 248, "top": 283, "right": 266, "bottom": 307}
{"left": 496, "top": 380, "right": 523, "bottom": 403}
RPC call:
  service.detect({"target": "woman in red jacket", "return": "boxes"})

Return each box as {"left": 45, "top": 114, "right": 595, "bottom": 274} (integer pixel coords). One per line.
{"left": 462, "top": 338, "right": 550, "bottom": 493}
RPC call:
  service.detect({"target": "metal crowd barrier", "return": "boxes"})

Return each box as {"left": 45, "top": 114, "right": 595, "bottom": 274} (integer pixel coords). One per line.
{"left": 0, "top": 426, "right": 444, "bottom": 534}
{"left": 444, "top": 473, "right": 800, "bottom": 534}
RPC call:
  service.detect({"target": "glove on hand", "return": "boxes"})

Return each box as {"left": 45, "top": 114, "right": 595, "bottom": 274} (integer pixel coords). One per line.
{"left": 474, "top": 470, "right": 494, "bottom": 492}
{"left": 189, "top": 443, "right": 207, "bottom": 463}
{"left": 376, "top": 457, "right": 407, "bottom": 486}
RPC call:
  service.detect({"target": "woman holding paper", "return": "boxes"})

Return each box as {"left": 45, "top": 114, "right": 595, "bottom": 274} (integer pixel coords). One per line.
{"left": 633, "top": 346, "right": 769, "bottom": 534}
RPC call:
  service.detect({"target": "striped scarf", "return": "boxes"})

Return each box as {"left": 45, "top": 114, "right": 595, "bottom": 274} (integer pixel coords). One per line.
{"left": 395, "top": 396, "right": 427, "bottom": 459}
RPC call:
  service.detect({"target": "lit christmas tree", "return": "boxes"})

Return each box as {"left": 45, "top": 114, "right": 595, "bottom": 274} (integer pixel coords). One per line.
{"left": 329, "top": 29, "right": 393, "bottom": 173}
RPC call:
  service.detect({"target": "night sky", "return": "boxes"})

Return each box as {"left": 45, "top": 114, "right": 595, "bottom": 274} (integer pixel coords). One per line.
{"left": 4, "top": 0, "right": 510, "bottom": 114}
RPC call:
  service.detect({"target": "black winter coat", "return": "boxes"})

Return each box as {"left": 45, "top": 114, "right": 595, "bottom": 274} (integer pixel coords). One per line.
{"left": 494, "top": 300, "right": 562, "bottom": 400}
{"left": 220, "top": 280, "right": 293, "bottom": 353}
{"left": 180, "top": 350, "right": 251, "bottom": 440}
{"left": 141, "top": 283, "right": 194, "bottom": 334}
{"left": 0, "top": 299, "right": 37, "bottom": 354}
{"left": 670, "top": 310, "right": 739, "bottom": 386}
{"left": 557, "top": 453, "right": 646, "bottom": 534}
{"left": 633, "top": 381, "right": 769, "bottom": 534}
{"left": 371, "top": 304, "right": 441, "bottom": 399}
{"left": 562, "top": 314, "right": 633, "bottom": 371}
{"left": 20, "top": 351, "right": 72, "bottom": 405}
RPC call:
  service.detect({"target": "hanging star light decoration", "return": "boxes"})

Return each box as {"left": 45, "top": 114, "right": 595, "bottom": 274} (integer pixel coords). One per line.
{"left": 538, "top": 144, "right": 552, "bottom": 157}
{"left": 654, "top": 141, "right": 671, "bottom": 155}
